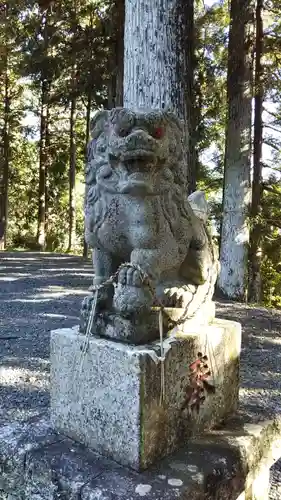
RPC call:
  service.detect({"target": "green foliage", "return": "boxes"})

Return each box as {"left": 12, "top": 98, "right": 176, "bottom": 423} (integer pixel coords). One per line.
{"left": 2, "top": 0, "right": 113, "bottom": 252}
{"left": 194, "top": 0, "right": 229, "bottom": 194}
{"left": 261, "top": 256, "right": 281, "bottom": 308}
{"left": 7, "top": 136, "right": 38, "bottom": 247}
{"left": 260, "top": 177, "right": 281, "bottom": 307}
{"left": 1, "top": 0, "right": 281, "bottom": 310}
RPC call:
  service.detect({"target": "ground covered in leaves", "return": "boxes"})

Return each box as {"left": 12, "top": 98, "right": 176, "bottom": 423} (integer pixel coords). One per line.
{"left": 0, "top": 251, "right": 281, "bottom": 498}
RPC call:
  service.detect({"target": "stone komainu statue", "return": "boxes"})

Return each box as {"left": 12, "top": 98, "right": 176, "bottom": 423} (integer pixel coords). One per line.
{"left": 81, "top": 108, "right": 219, "bottom": 343}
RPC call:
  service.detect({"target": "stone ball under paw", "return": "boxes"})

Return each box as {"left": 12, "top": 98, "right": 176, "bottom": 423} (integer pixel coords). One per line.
{"left": 113, "top": 283, "right": 153, "bottom": 316}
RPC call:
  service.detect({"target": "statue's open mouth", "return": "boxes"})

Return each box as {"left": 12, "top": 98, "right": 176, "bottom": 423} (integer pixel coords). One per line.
{"left": 122, "top": 149, "right": 155, "bottom": 163}
{"left": 119, "top": 171, "right": 153, "bottom": 194}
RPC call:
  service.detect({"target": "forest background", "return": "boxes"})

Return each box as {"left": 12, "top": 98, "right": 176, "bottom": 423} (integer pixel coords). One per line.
{"left": 0, "top": 0, "right": 281, "bottom": 307}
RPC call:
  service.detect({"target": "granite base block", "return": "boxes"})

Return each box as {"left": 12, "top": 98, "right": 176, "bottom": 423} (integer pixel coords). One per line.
{"left": 1, "top": 414, "right": 281, "bottom": 500}
{"left": 50, "top": 318, "right": 241, "bottom": 470}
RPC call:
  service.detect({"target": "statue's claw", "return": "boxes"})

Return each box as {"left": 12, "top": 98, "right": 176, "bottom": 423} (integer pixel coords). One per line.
{"left": 118, "top": 266, "right": 143, "bottom": 287}
{"left": 113, "top": 265, "right": 153, "bottom": 315}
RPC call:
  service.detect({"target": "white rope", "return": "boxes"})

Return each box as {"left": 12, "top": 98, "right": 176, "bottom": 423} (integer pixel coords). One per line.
{"left": 75, "top": 290, "right": 98, "bottom": 380}
{"left": 159, "top": 308, "right": 165, "bottom": 405}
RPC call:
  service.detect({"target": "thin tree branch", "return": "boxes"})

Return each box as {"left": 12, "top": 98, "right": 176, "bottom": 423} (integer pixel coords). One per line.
{"left": 262, "top": 184, "right": 281, "bottom": 196}
{"left": 263, "top": 123, "right": 281, "bottom": 133}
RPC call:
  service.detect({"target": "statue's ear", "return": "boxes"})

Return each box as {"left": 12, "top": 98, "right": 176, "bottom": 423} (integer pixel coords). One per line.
{"left": 188, "top": 190, "right": 208, "bottom": 223}
{"left": 90, "top": 110, "right": 109, "bottom": 139}
{"left": 162, "top": 107, "right": 184, "bottom": 131}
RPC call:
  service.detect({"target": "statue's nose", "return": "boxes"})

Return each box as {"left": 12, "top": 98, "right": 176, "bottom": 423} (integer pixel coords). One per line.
{"left": 126, "top": 129, "right": 155, "bottom": 146}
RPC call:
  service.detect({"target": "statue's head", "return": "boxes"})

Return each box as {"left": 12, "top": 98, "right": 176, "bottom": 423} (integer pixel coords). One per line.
{"left": 88, "top": 107, "right": 184, "bottom": 195}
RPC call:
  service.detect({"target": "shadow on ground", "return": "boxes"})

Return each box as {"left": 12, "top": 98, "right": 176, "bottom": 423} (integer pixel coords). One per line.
{"left": 216, "top": 300, "right": 281, "bottom": 499}
{"left": 0, "top": 251, "right": 93, "bottom": 425}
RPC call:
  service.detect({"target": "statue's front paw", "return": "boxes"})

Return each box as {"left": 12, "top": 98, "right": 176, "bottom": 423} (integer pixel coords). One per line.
{"left": 113, "top": 265, "right": 153, "bottom": 316}
{"left": 117, "top": 266, "right": 144, "bottom": 287}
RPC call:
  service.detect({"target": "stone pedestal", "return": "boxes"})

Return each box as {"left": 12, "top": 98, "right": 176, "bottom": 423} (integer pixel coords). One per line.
{"left": 50, "top": 318, "right": 241, "bottom": 471}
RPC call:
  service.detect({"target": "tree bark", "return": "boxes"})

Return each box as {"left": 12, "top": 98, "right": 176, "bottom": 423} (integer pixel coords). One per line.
{"left": 248, "top": 0, "right": 264, "bottom": 303}
{"left": 44, "top": 103, "right": 50, "bottom": 240}
{"left": 37, "top": 80, "right": 49, "bottom": 250}
{"left": 68, "top": 96, "right": 77, "bottom": 252}
{"left": 83, "top": 92, "right": 91, "bottom": 259}
{"left": 0, "top": 3, "right": 10, "bottom": 250}
{"left": 0, "top": 65, "right": 10, "bottom": 251}
{"left": 185, "top": 0, "right": 197, "bottom": 194}
{"left": 218, "top": 0, "right": 254, "bottom": 301}
{"left": 107, "top": 0, "right": 124, "bottom": 108}
{"left": 114, "top": 0, "right": 124, "bottom": 107}
{"left": 123, "top": 0, "right": 194, "bottom": 188}
{"left": 37, "top": 9, "right": 50, "bottom": 250}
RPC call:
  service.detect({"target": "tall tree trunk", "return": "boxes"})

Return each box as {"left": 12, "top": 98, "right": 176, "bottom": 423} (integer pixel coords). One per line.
{"left": 218, "top": 0, "right": 254, "bottom": 301}
{"left": 0, "top": 3, "right": 10, "bottom": 250}
{"left": 0, "top": 61, "right": 10, "bottom": 251}
{"left": 248, "top": 0, "right": 264, "bottom": 303}
{"left": 114, "top": 0, "right": 124, "bottom": 107}
{"left": 108, "top": 0, "right": 125, "bottom": 108}
{"left": 44, "top": 103, "right": 50, "bottom": 240}
{"left": 37, "top": 9, "right": 50, "bottom": 250}
{"left": 123, "top": 0, "right": 193, "bottom": 188}
{"left": 37, "top": 80, "right": 49, "bottom": 249}
{"left": 185, "top": 0, "right": 197, "bottom": 194}
{"left": 83, "top": 92, "right": 91, "bottom": 259}
{"left": 68, "top": 96, "right": 77, "bottom": 252}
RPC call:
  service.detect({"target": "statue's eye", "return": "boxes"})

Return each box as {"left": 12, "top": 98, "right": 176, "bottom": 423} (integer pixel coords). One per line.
{"left": 96, "top": 143, "right": 106, "bottom": 153}
{"left": 153, "top": 127, "right": 164, "bottom": 139}
{"left": 119, "top": 127, "right": 128, "bottom": 137}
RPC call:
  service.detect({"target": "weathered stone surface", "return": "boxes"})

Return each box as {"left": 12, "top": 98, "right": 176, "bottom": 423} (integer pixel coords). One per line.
{"left": 81, "top": 107, "right": 219, "bottom": 343}
{"left": 81, "top": 301, "right": 216, "bottom": 346}
{"left": 25, "top": 438, "right": 106, "bottom": 500}
{"left": 80, "top": 464, "right": 185, "bottom": 500}
{"left": 1, "top": 414, "right": 281, "bottom": 500}
{"left": 0, "top": 414, "right": 59, "bottom": 498}
{"left": 149, "top": 415, "right": 281, "bottom": 499}
{"left": 51, "top": 318, "right": 241, "bottom": 470}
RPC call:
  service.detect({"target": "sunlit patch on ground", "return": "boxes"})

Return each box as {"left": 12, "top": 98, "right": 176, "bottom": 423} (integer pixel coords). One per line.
{"left": 0, "top": 364, "right": 49, "bottom": 390}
